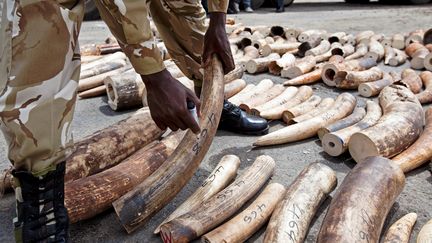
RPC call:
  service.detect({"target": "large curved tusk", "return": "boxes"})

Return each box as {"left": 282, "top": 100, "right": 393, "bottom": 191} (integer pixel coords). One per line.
{"left": 66, "top": 131, "right": 184, "bottom": 223}
{"left": 322, "top": 101, "right": 382, "bottom": 157}
{"left": 317, "top": 106, "right": 366, "bottom": 140}
{"left": 202, "top": 183, "right": 285, "bottom": 243}
{"left": 264, "top": 162, "right": 337, "bottom": 243}
{"left": 255, "top": 93, "right": 356, "bottom": 146}
{"left": 416, "top": 71, "right": 432, "bottom": 104}
{"left": 291, "top": 98, "right": 335, "bottom": 124}
{"left": 250, "top": 87, "right": 299, "bottom": 116}
{"left": 335, "top": 66, "right": 383, "bottom": 89}
{"left": 112, "top": 55, "right": 225, "bottom": 233}
{"left": 348, "top": 85, "right": 424, "bottom": 163}
{"left": 317, "top": 156, "right": 405, "bottom": 243}
{"left": 65, "top": 108, "right": 163, "bottom": 182}
{"left": 417, "top": 218, "right": 432, "bottom": 243}
{"left": 358, "top": 72, "right": 395, "bottom": 97}
{"left": 382, "top": 213, "right": 417, "bottom": 243}
{"left": 392, "top": 107, "right": 432, "bottom": 173}
{"left": 240, "top": 84, "right": 285, "bottom": 112}
{"left": 159, "top": 155, "right": 275, "bottom": 243}
{"left": 154, "top": 155, "right": 240, "bottom": 234}
{"left": 259, "top": 86, "right": 313, "bottom": 120}
{"left": 282, "top": 95, "right": 322, "bottom": 124}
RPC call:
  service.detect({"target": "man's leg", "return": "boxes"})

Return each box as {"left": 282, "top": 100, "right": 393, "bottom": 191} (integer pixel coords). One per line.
{"left": 0, "top": 0, "right": 84, "bottom": 241}
{"left": 147, "top": 0, "right": 207, "bottom": 89}
{"left": 147, "top": 0, "right": 269, "bottom": 135}
{"left": 227, "top": 0, "right": 239, "bottom": 14}
{"left": 233, "top": 0, "right": 240, "bottom": 12}
{"left": 243, "top": 0, "right": 254, "bottom": 12}
{"left": 276, "top": 0, "right": 285, "bottom": 12}
{"left": 201, "top": 0, "right": 209, "bottom": 13}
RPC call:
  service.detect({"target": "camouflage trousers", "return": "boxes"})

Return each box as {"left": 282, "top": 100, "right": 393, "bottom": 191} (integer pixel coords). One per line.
{"left": 0, "top": 0, "right": 206, "bottom": 176}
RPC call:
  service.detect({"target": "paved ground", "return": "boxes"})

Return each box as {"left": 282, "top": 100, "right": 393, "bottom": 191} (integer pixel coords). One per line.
{"left": 1, "top": 1, "right": 432, "bottom": 242}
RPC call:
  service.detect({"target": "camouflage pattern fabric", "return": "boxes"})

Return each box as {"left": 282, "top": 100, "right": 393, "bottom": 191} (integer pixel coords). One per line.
{"left": 0, "top": 0, "right": 84, "bottom": 177}
{"left": 0, "top": 0, "right": 228, "bottom": 177}
{"left": 148, "top": 0, "right": 207, "bottom": 85}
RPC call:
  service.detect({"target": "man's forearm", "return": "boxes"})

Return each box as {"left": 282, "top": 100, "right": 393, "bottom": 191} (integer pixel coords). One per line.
{"left": 202, "top": 8, "right": 235, "bottom": 74}
{"left": 207, "top": 0, "right": 229, "bottom": 13}
{"left": 141, "top": 69, "right": 171, "bottom": 88}
{"left": 208, "top": 12, "right": 227, "bottom": 28}
{"left": 94, "top": 0, "right": 165, "bottom": 76}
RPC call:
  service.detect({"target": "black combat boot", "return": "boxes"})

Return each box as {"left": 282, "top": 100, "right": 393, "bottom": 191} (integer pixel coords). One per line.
{"left": 12, "top": 162, "right": 69, "bottom": 243}
{"left": 219, "top": 100, "right": 269, "bottom": 135}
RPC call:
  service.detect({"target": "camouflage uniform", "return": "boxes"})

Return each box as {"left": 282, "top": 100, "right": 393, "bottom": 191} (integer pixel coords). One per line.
{"left": 0, "top": 0, "right": 228, "bottom": 177}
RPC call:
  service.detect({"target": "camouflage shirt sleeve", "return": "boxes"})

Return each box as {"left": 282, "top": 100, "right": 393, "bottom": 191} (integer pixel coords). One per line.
{"left": 96, "top": 0, "right": 165, "bottom": 75}
{"left": 119, "top": 39, "right": 166, "bottom": 76}
{"left": 208, "top": 0, "right": 229, "bottom": 13}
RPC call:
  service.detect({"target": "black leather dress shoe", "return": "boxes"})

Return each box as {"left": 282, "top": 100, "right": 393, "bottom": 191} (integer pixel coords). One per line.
{"left": 219, "top": 100, "right": 269, "bottom": 135}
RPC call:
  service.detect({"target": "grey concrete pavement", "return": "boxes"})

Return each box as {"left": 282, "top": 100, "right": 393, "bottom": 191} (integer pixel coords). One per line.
{"left": 1, "top": 1, "right": 432, "bottom": 242}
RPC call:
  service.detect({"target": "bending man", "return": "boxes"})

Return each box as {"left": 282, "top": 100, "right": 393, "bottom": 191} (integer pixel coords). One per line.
{"left": 0, "top": 0, "right": 268, "bottom": 241}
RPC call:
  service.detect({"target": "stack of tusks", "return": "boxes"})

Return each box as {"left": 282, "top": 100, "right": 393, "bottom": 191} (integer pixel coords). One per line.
{"left": 321, "top": 83, "right": 429, "bottom": 168}
{"left": 0, "top": 57, "right": 227, "bottom": 233}
{"left": 160, "top": 155, "right": 278, "bottom": 242}
{"left": 77, "top": 26, "right": 432, "bottom": 111}
{"left": 251, "top": 83, "right": 431, "bottom": 177}
{"left": 232, "top": 27, "right": 432, "bottom": 97}
{"left": 79, "top": 50, "right": 245, "bottom": 112}
{"left": 157, "top": 154, "right": 428, "bottom": 243}
{"left": 78, "top": 20, "right": 249, "bottom": 109}
{"left": 2, "top": 23, "right": 431, "bottom": 241}
{"left": 156, "top": 155, "right": 342, "bottom": 243}
{"left": 110, "top": 56, "right": 225, "bottom": 233}
{"left": 78, "top": 40, "right": 171, "bottom": 100}
{"left": 254, "top": 92, "right": 357, "bottom": 146}
{"left": 317, "top": 156, "right": 427, "bottom": 243}
{"left": 77, "top": 26, "right": 432, "bottom": 112}
{"left": 1, "top": 108, "right": 164, "bottom": 197}
{"left": 320, "top": 84, "right": 430, "bottom": 172}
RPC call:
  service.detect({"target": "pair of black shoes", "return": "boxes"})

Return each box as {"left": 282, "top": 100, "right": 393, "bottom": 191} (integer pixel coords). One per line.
{"left": 219, "top": 100, "right": 269, "bottom": 135}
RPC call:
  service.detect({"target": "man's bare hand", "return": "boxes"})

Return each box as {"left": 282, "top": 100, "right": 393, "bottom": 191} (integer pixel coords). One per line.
{"left": 142, "top": 70, "right": 201, "bottom": 134}
{"left": 202, "top": 12, "right": 235, "bottom": 74}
